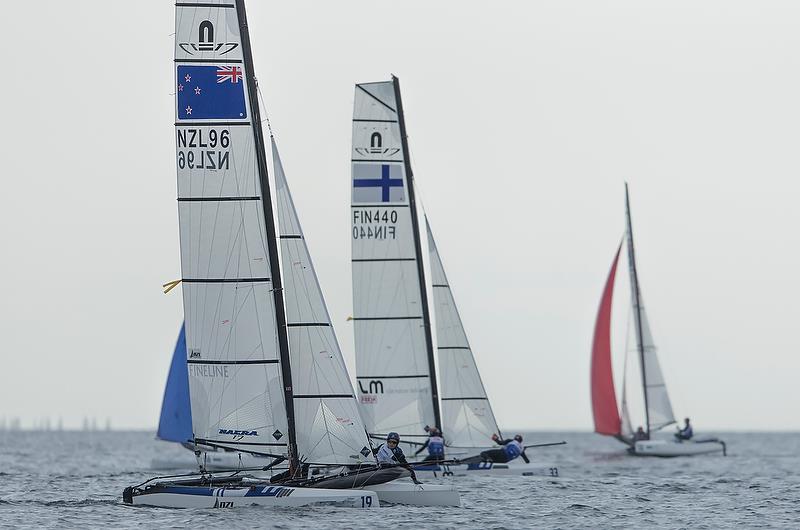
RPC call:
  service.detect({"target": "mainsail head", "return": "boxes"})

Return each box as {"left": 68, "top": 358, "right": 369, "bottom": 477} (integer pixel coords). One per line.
{"left": 351, "top": 79, "right": 439, "bottom": 440}
{"left": 426, "top": 217, "right": 501, "bottom": 446}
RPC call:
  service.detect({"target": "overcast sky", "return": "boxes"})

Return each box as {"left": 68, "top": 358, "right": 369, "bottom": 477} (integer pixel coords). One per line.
{"left": 1, "top": 1, "right": 798, "bottom": 431}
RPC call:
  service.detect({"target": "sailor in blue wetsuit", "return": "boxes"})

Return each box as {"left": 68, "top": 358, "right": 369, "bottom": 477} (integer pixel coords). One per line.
{"left": 675, "top": 418, "right": 693, "bottom": 441}
{"left": 375, "top": 432, "right": 421, "bottom": 483}
{"left": 479, "top": 434, "right": 530, "bottom": 464}
{"left": 414, "top": 427, "right": 445, "bottom": 462}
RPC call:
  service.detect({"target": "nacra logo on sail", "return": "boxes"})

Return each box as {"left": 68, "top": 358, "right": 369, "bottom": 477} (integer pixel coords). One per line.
{"left": 218, "top": 429, "right": 258, "bottom": 436}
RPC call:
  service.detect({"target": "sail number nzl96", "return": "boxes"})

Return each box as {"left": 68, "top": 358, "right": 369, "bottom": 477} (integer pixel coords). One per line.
{"left": 177, "top": 128, "right": 230, "bottom": 170}
{"left": 353, "top": 209, "right": 398, "bottom": 240}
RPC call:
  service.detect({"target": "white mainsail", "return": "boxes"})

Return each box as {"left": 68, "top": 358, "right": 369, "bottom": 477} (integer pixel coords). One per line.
{"left": 272, "top": 138, "right": 373, "bottom": 464}
{"left": 175, "top": 1, "right": 290, "bottom": 456}
{"left": 351, "top": 79, "right": 439, "bottom": 440}
{"left": 624, "top": 186, "right": 676, "bottom": 433}
{"left": 426, "top": 217, "right": 501, "bottom": 447}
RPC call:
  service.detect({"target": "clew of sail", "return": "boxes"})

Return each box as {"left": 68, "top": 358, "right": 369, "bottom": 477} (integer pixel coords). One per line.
{"left": 591, "top": 244, "right": 623, "bottom": 436}
{"left": 157, "top": 324, "right": 193, "bottom": 445}
{"left": 272, "top": 138, "right": 373, "bottom": 465}
{"left": 625, "top": 185, "right": 676, "bottom": 433}
{"left": 175, "top": 1, "right": 290, "bottom": 456}
{"left": 426, "top": 217, "right": 501, "bottom": 446}
{"left": 351, "top": 79, "right": 438, "bottom": 440}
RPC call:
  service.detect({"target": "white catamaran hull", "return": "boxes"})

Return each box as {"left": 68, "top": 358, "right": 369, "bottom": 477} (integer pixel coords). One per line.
{"left": 126, "top": 484, "right": 379, "bottom": 509}
{"left": 632, "top": 438, "right": 726, "bottom": 457}
{"left": 413, "top": 461, "right": 560, "bottom": 478}
{"left": 366, "top": 481, "right": 460, "bottom": 506}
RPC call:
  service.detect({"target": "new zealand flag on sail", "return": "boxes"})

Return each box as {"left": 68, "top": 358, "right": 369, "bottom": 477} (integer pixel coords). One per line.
{"left": 352, "top": 163, "right": 405, "bottom": 203}
{"left": 177, "top": 65, "right": 247, "bottom": 120}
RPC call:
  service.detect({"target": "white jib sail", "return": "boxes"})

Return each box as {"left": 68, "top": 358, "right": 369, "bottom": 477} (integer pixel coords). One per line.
{"left": 351, "top": 81, "right": 437, "bottom": 439}
{"left": 426, "top": 218, "right": 501, "bottom": 447}
{"left": 272, "top": 138, "right": 373, "bottom": 465}
{"left": 625, "top": 209, "right": 676, "bottom": 433}
{"left": 175, "top": 1, "right": 289, "bottom": 455}
{"left": 632, "top": 292, "right": 676, "bottom": 431}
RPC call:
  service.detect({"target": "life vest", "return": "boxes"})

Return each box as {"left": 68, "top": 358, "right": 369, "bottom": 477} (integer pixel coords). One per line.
{"left": 427, "top": 435, "right": 445, "bottom": 457}
{"left": 376, "top": 444, "right": 399, "bottom": 464}
{"left": 504, "top": 440, "right": 523, "bottom": 459}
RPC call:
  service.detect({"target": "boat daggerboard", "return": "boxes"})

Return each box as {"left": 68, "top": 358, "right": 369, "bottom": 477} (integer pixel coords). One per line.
{"left": 351, "top": 79, "right": 439, "bottom": 441}
{"left": 175, "top": 0, "right": 293, "bottom": 458}
{"left": 426, "top": 217, "right": 502, "bottom": 446}
{"left": 157, "top": 324, "right": 192, "bottom": 445}
{"left": 624, "top": 186, "right": 676, "bottom": 432}
{"left": 591, "top": 245, "right": 623, "bottom": 436}
{"left": 272, "top": 138, "right": 373, "bottom": 464}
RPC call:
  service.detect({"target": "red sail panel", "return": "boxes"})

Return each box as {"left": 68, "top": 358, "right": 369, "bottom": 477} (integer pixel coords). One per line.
{"left": 591, "top": 243, "right": 623, "bottom": 435}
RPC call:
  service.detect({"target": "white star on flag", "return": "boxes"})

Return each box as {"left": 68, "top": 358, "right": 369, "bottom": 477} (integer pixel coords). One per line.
{"left": 186, "top": 106, "right": 192, "bottom": 115}
{"left": 178, "top": 84, "right": 183, "bottom": 91}
{"left": 194, "top": 86, "right": 201, "bottom": 95}
{"left": 184, "top": 74, "right": 191, "bottom": 83}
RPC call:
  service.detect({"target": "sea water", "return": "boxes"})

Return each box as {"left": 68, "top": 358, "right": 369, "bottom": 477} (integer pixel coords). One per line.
{"left": 0, "top": 431, "right": 797, "bottom": 528}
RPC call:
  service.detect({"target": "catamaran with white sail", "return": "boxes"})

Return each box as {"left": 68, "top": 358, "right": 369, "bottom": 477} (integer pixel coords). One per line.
{"left": 590, "top": 184, "right": 726, "bottom": 457}
{"left": 124, "top": 0, "right": 458, "bottom": 508}
{"left": 351, "top": 77, "right": 561, "bottom": 478}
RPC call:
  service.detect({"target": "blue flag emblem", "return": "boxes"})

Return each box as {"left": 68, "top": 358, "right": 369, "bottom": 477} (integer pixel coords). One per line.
{"left": 352, "top": 163, "right": 405, "bottom": 203}
{"left": 177, "top": 65, "right": 247, "bottom": 120}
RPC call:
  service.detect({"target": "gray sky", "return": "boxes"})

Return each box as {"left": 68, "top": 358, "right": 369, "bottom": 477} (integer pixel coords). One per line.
{"left": 1, "top": 1, "right": 798, "bottom": 431}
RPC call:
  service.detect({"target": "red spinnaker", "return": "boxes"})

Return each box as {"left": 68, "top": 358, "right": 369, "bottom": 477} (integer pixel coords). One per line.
{"left": 591, "top": 243, "right": 623, "bottom": 435}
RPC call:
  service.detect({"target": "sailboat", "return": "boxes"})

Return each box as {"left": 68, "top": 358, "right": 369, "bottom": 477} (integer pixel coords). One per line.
{"left": 590, "top": 184, "right": 726, "bottom": 457}
{"left": 351, "top": 77, "right": 561, "bottom": 478}
{"left": 124, "top": 0, "right": 458, "bottom": 508}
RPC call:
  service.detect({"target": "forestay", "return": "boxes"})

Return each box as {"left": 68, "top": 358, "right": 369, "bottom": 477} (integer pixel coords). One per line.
{"left": 175, "top": 1, "right": 290, "bottom": 456}
{"left": 625, "top": 186, "right": 676, "bottom": 433}
{"left": 272, "top": 138, "right": 373, "bottom": 464}
{"left": 426, "top": 218, "right": 501, "bottom": 446}
{"left": 351, "top": 79, "right": 438, "bottom": 439}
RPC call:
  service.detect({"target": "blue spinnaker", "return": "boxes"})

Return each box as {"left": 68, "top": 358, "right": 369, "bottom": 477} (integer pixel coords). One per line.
{"left": 156, "top": 324, "right": 192, "bottom": 444}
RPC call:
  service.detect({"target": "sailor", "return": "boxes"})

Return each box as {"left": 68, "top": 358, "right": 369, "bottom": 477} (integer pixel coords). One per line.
{"left": 376, "top": 432, "right": 421, "bottom": 483}
{"left": 675, "top": 417, "right": 693, "bottom": 441}
{"left": 479, "top": 434, "right": 530, "bottom": 464}
{"left": 633, "top": 426, "right": 649, "bottom": 442}
{"left": 414, "top": 426, "right": 445, "bottom": 462}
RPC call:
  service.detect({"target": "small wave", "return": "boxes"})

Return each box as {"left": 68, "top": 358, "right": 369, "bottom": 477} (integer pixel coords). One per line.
{"left": 567, "top": 503, "right": 602, "bottom": 513}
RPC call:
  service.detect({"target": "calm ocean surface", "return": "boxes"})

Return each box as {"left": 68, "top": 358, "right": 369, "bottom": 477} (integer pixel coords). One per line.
{"left": 0, "top": 431, "right": 797, "bottom": 529}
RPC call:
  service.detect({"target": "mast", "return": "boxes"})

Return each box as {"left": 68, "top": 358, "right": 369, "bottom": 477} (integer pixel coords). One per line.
{"left": 624, "top": 183, "right": 650, "bottom": 435}
{"left": 235, "top": 0, "right": 298, "bottom": 471}
{"left": 392, "top": 76, "right": 442, "bottom": 430}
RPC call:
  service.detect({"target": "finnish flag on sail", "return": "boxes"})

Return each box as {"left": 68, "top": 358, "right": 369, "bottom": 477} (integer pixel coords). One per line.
{"left": 176, "top": 65, "right": 247, "bottom": 120}
{"left": 352, "top": 163, "right": 405, "bottom": 203}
